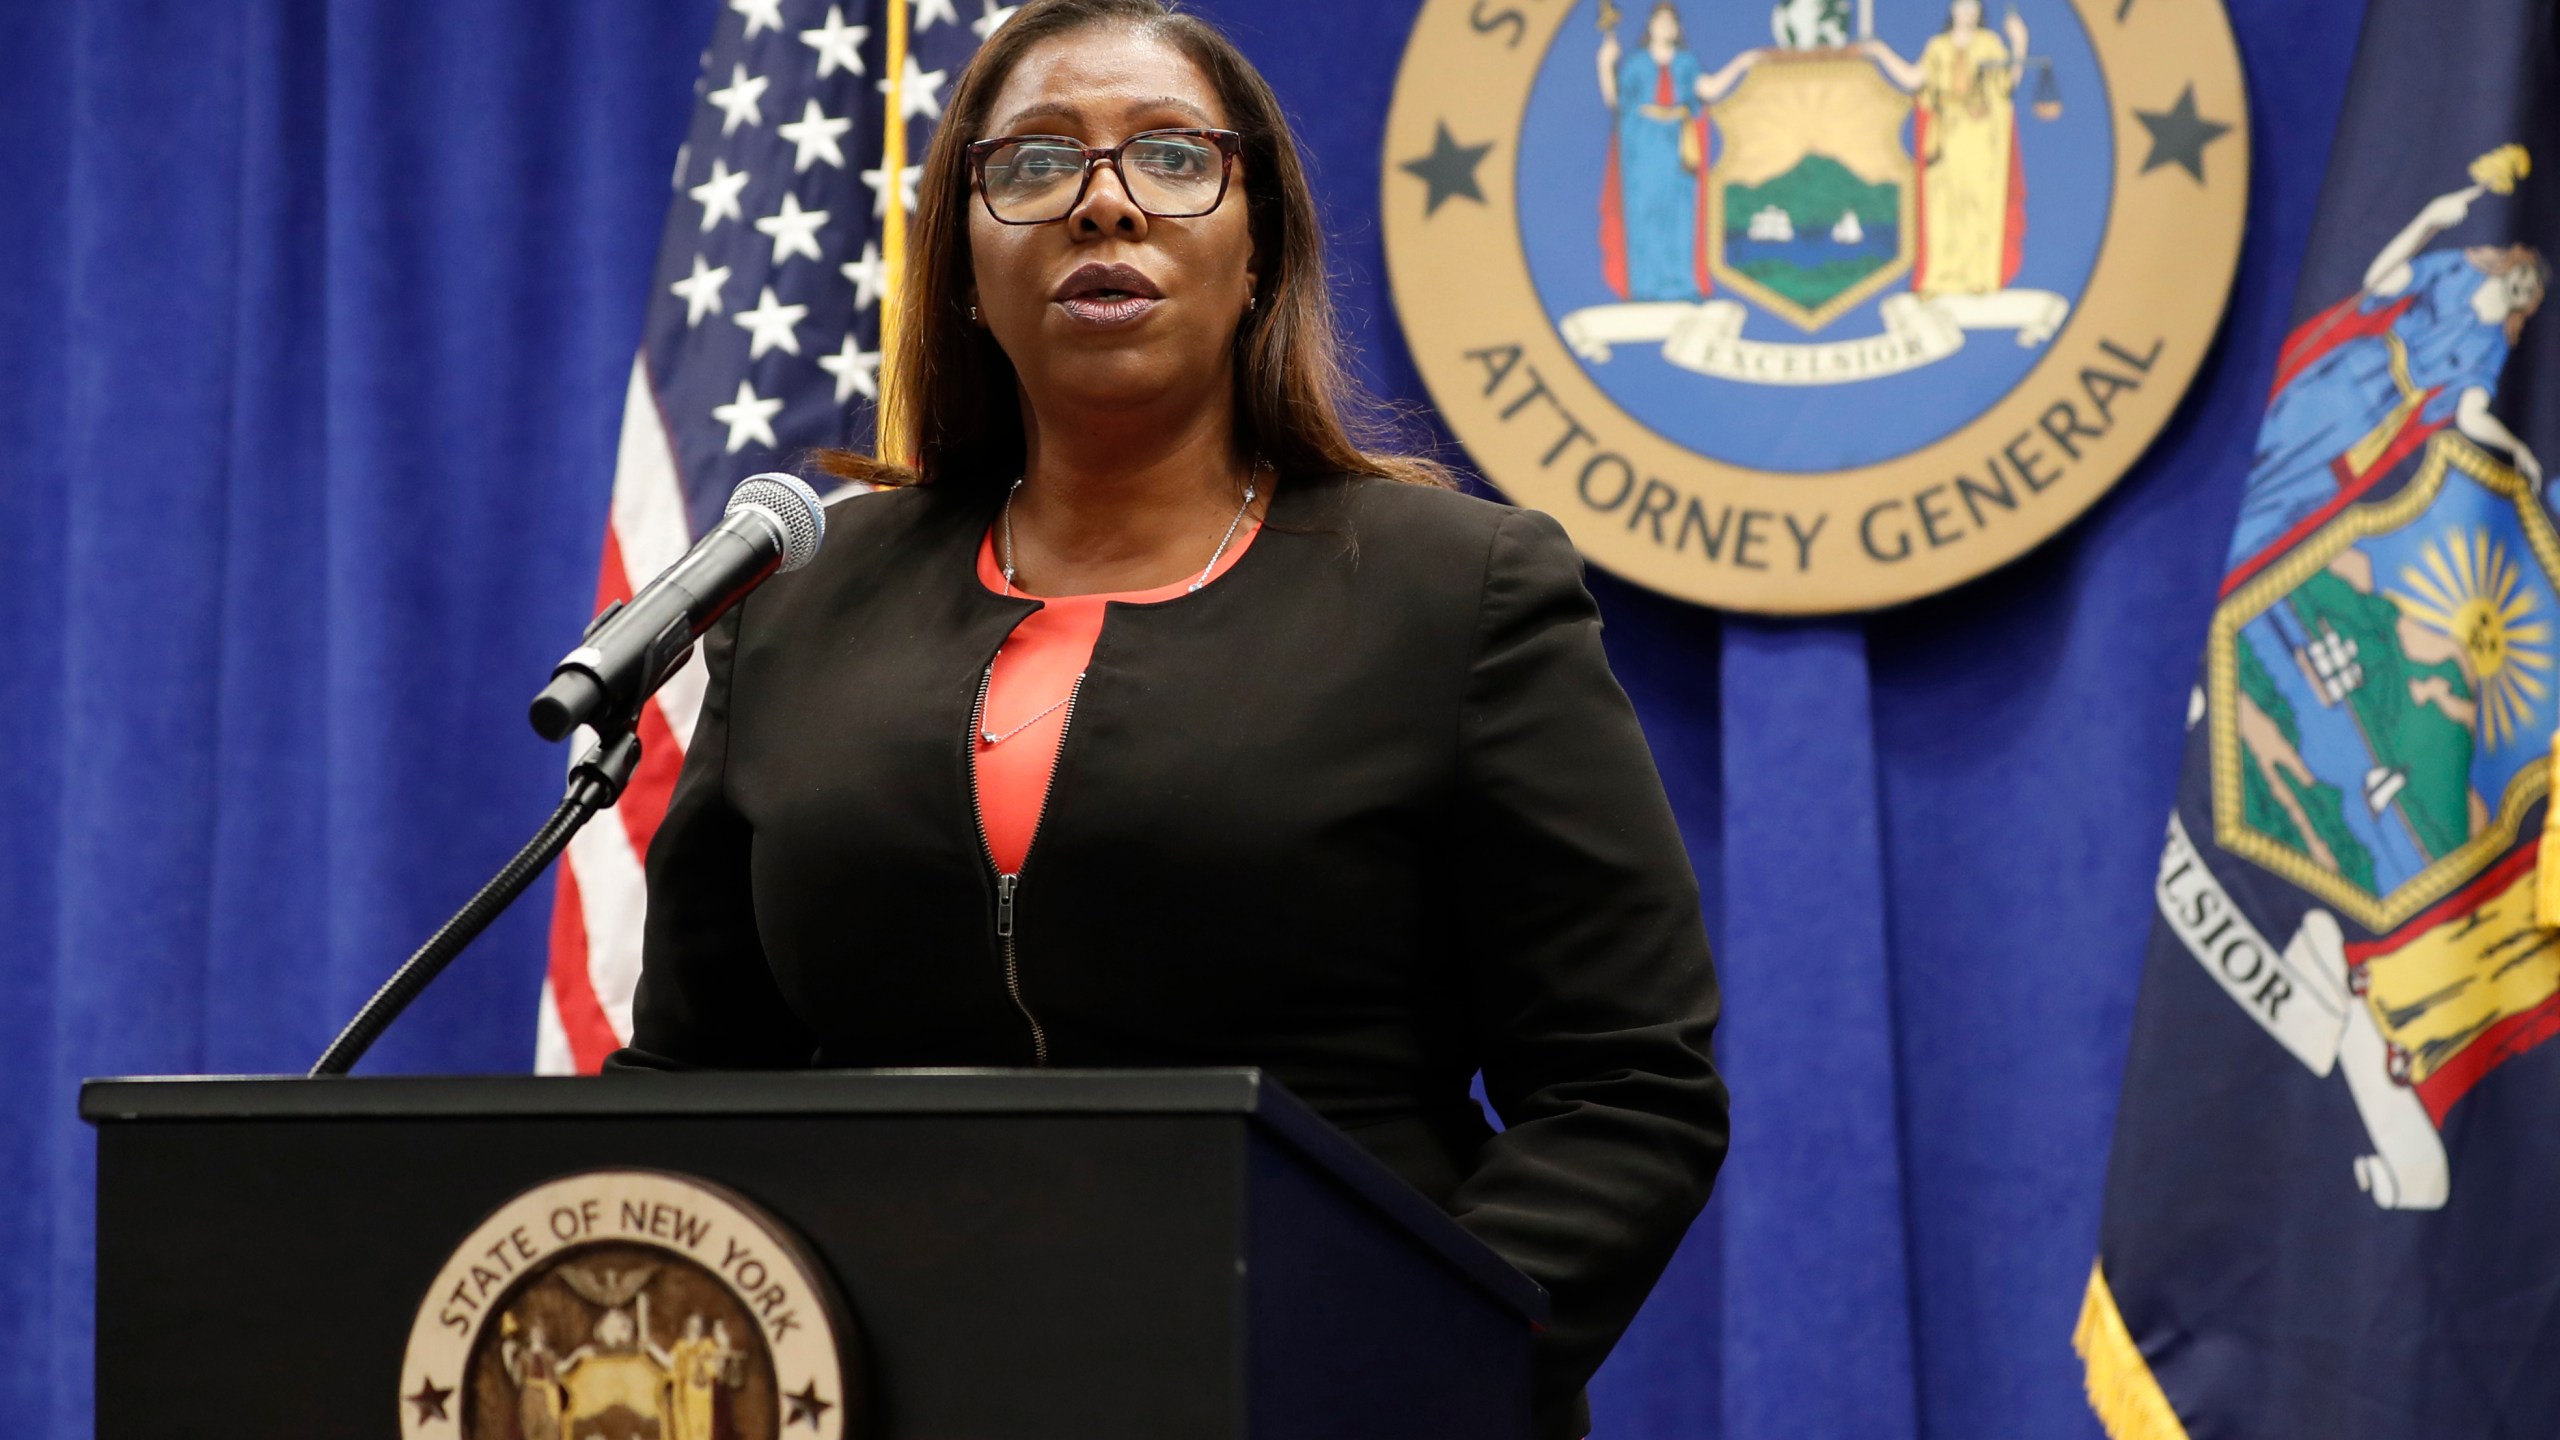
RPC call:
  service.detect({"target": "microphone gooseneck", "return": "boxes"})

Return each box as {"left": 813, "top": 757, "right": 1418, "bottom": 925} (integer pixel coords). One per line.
{"left": 310, "top": 730, "right": 641, "bottom": 1076}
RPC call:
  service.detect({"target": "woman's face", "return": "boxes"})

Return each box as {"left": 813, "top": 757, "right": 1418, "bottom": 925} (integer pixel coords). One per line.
{"left": 2509, "top": 264, "right": 2546, "bottom": 318}
{"left": 1646, "top": 9, "right": 1679, "bottom": 47}
{"left": 968, "top": 26, "right": 1257, "bottom": 429}
{"left": 1950, "top": 0, "right": 1983, "bottom": 29}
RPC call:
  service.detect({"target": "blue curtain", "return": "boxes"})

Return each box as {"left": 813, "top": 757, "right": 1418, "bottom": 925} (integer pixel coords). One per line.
{"left": 0, "top": 4, "right": 705, "bottom": 1433}
{"left": 0, "top": 2, "right": 2363, "bottom": 1437}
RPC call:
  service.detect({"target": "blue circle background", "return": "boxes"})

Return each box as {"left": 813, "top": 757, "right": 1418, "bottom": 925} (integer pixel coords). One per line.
{"left": 1516, "top": 0, "right": 2116, "bottom": 473}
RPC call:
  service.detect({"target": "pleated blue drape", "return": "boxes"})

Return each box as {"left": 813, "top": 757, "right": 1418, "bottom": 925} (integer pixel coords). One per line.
{"left": 0, "top": 2, "right": 2364, "bottom": 1437}
{"left": 0, "top": 5, "right": 704, "bottom": 1433}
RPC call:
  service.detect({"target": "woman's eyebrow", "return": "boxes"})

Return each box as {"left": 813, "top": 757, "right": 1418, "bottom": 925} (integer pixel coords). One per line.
{"left": 997, "top": 95, "right": 1218, "bottom": 133}
{"left": 998, "top": 102, "right": 1082, "bottom": 132}
{"left": 1121, "top": 95, "right": 1217, "bottom": 126}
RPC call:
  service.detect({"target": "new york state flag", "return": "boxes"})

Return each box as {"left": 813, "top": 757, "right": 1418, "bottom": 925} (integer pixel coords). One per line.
{"left": 2082, "top": 1, "right": 2558, "bottom": 1435}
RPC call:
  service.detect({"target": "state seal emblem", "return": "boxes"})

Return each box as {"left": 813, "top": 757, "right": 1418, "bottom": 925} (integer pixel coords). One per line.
{"left": 2157, "top": 144, "right": 2555, "bottom": 1213}
{"left": 1383, "top": 0, "right": 2249, "bottom": 611}
{"left": 401, "top": 1170, "right": 860, "bottom": 1440}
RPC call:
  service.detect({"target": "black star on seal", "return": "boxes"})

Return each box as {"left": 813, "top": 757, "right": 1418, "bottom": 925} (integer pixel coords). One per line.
{"left": 404, "top": 1376, "right": 454, "bottom": 1424}
{"left": 1400, "top": 121, "right": 1494, "bottom": 217}
{"left": 2134, "top": 84, "right": 2233, "bottom": 183}
{"left": 786, "top": 1379, "right": 835, "bottom": 1430}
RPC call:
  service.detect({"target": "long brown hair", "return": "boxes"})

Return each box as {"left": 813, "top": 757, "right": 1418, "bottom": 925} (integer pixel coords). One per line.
{"left": 1645, "top": 2, "right": 1686, "bottom": 49}
{"left": 818, "top": 0, "right": 1448, "bottom": 493}
{"left": 2466, "top": 243, "right": 2547, "bottom": 346}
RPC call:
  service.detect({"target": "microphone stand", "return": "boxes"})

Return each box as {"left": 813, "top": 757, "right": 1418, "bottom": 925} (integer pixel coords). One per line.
{"left": 309, "top": 723, "right": 643, "bottom": 1077}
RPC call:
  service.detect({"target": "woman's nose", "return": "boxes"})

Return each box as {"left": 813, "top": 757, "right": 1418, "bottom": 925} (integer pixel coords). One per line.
{"left": 1072, "top": 160, "right": 1151, "bottom": 237}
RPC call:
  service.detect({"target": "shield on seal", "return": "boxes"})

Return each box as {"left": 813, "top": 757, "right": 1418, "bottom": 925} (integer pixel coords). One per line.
{"left": 1707, "top": 51, "right": 1916, "bottom": 333}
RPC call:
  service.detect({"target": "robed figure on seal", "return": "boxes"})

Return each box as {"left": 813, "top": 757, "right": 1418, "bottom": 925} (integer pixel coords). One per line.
{"left": 500, "top": 1319, "right": 569, "bottom": 1440}
{"left": 1862, "top": 0, "right": 2030, "bottom": 298}
{"left": 1596, "top": 2, "right": 1760, "bottom": 302}
{"left": 667, "top": 1315, "right": 741, "bottom": 1440}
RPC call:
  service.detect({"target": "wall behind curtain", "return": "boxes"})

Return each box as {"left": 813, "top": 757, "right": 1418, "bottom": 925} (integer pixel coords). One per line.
{"left": 0, "top": 2, "right": 2363, "bottom": 1437}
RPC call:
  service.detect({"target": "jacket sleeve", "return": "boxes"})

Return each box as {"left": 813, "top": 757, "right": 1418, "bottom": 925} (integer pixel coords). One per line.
{"left": 1446, "top": 508, "right": 1729, "bottom": 1435}
{"left": 610, "top": 604, "right": 821, "bottom": 1071}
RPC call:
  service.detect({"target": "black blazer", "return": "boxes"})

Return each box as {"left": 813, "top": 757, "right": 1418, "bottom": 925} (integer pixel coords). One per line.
{"left": 620, "top": 472, "right": 1728, "bottom": 1437}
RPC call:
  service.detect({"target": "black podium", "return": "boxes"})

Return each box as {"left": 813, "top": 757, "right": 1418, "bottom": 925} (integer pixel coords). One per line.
{"left": 82, "top": 1068, "right": 1543, "bottom": 1439}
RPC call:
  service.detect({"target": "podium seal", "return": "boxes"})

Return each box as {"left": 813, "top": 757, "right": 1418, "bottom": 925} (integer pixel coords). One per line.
{"left": 1383, "top": 0, "right": 2248, "bottom": 612}
{"left": 401, "top": 1170, "right": 859, "bottom": 1440}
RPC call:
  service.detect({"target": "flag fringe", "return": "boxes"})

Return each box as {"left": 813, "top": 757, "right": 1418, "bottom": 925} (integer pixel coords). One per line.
{"left": 2537, "top": 727, "right": 2560, "bottom": 929}
{"left": 2074, "top": 1263, "right": 2192, "bottom": 1440}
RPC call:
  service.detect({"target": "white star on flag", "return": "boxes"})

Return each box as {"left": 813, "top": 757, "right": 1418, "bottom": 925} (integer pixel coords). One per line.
{"left": 973, "top": 0, "right": 1021, "bottom": 39}
{"left": 841, "top": 241, "right": 888, "bottom": 311}
{"left": 670, "top": 254, "right": 732, "bottom": 325}
{"left": 755, "top": 192, "right": 831, "bottom": 266}
{"left": 800, "top": 6, "right": 869, "bottom": 77}
{"left": 915, "top": 0, "right": 961, "bottom": 31}
{"left": 729, "top": 0, "right": 785, "bottom": 40}
{"left": 818, "top": 333, "right": 882, "bottom": 403}
{"left": 732, "top": 286, "right": 810, "bottom": 357}
{"left": 711, "top": 378, "right": 786, "bottom": 452}
{"left": 881, "top": 53, "right": 949, "bottom": 123}
{"left": 707, "top": 63, "right": 769, "bottom": 136}
{"left": 689, "top": 158, "right": 751, "bottom": 232}
{"left": 777, "top": 98, "right": 854, "bottom": 173}
{"left": 862, "top": 162, "right": 924, "bottom": 218}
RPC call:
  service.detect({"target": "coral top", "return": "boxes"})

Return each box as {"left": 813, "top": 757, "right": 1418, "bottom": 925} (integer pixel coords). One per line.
{"left": 971, "top": 520, "right": 1259, "bottom": 874}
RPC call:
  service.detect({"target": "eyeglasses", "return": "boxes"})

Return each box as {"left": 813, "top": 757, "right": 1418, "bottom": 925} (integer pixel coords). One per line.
{"left": 966, "top": 128, "right": 1243, "bottom": 225}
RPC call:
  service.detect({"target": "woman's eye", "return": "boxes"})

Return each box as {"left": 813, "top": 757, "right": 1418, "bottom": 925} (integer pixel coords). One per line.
{"left": 1135, "top": 143, "right": 1210, "bottom": 176}
{"left": 995, "top": 149, "right": 1079, "bottom": 184}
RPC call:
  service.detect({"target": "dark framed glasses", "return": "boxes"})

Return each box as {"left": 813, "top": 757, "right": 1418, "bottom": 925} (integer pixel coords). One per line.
{"left": 966, "top": 128, "right": 1243, "bottom": 225}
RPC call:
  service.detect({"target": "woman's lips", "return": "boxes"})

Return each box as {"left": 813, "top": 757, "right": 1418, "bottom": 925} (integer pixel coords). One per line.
{"left": 1056, "top": 293, "right": 1161, "bottom": 326}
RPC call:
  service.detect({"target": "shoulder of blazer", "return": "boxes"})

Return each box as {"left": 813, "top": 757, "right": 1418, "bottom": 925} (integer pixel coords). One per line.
{"left": 810, "top": 482, "right": 983, "bottom": 570}
{"left": 721, "top": 483, "right": 990, "bottom": 653}
{"left": 1280, "top": 473, "right": 1539, "bottom": 597}
{"left": 1295, "top": 471, "right": 1518, "bottom": 536}
{"left": 770, "top": 473, "right": 1532, "bottom": 606}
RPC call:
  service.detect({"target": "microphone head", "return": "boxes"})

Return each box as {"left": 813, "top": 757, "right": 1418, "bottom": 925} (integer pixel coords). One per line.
{"left": 727, "top": 473, "right": 827, "bottom": 572}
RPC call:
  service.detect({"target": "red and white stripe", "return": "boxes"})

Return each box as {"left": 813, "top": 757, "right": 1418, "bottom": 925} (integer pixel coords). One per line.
{"left": 537, "top": 353, "right": 708, "bottom": 1073}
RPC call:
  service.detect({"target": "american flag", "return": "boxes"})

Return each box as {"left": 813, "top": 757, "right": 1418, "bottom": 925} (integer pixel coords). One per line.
{"left": 537, "top": 0, "right": 1011, "bottom": 1073}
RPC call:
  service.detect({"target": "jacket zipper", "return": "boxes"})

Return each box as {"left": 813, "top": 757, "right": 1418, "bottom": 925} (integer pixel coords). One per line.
{"left": 969, "top": 661, "right": 1084, "bottom": 1065}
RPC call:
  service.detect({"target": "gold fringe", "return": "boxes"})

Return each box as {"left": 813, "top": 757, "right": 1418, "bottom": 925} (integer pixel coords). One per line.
{"left": 2074, "top": 1263, "right": 2192, "bottom": 1440}
{"left": 2539, "top": 727, "right": 2560, "bottom": 929}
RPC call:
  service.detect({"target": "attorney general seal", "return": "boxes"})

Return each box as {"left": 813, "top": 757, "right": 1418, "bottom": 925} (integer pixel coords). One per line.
{"left": 401, "top": 1170, "right": 859, "bottom": 1440}
{"left": 1383, "top": 0, "right": 2248, "bottom": 612}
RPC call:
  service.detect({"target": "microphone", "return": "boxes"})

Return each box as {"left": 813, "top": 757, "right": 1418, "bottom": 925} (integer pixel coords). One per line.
{"left": 529, "top": 472, "right": 827, "bottom": 741}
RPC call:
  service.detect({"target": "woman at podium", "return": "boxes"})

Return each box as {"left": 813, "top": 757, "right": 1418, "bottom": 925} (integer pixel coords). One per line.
{"left": 617, "top": 2, "right": 1728, "bottom": 1434}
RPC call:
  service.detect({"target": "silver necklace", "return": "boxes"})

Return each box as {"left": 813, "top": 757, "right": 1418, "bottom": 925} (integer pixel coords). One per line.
{"left": 981, "top": 680, "right": 1079, "bottom": 746}
{"left": 1000, "top": 474, "right": 1260, "bottom": 597}
{"left": 984, "top": 474, "right": 1257, "bottom": 748}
